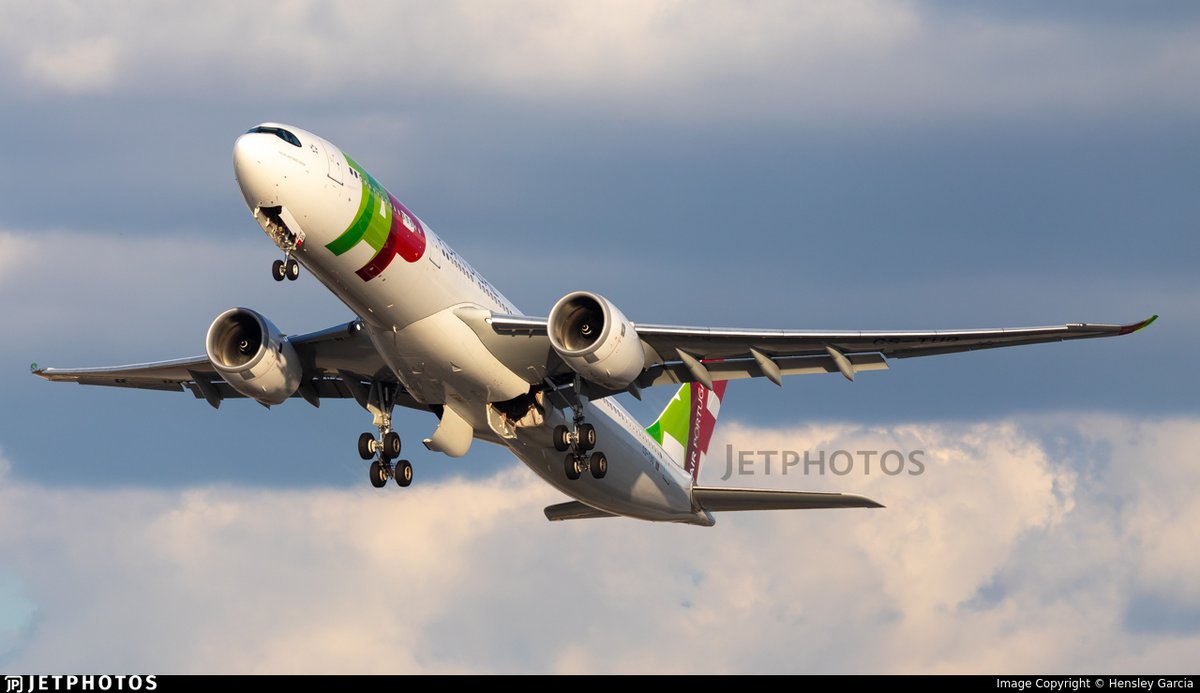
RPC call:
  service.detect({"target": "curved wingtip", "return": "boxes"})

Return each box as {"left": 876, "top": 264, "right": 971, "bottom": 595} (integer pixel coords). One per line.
{"left": 1119, "top": 314, "right": 1158, "bottom": 336}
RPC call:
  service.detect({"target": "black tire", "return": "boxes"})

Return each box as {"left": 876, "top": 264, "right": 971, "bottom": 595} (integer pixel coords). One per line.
{"left": 564, "top": 454, "right": 581, "bottom": 481}
{"left": 271, "top": 259, "right": 286, "bottom": 281}
{"left": 368, "top": 460, "right": 387, "bottom": 488}
{"left": 579, "top": 423, "right": 597, "bottom": 451}
{"left": 357, "top": 432, "right": 375, "bottom": 460}
{"left": 286, "top": 258, "right": 300, "bottom": 280}
{"left": 383, "top": 431, "right": 402, "bottom": 459}
{"left": 590, "top": 451, "right": 608, "bottom": 479}
{"left": 394, "top": 459, "right": 413, "bottom": 487}
{"left": 553, "top": 424, "right": 571, "bottom": 452}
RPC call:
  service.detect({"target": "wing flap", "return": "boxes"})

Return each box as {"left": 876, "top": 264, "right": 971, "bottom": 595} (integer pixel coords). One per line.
{"left": 692, "top": 486, "right": 884, "bottom": 511}
{"left": 77, "top": 377, "right": 187, "bottom": 392}
{"left": 642, "top": 352, "right": 888, "bottom": 387}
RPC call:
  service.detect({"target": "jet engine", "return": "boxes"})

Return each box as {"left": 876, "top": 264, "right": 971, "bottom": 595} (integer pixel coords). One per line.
{"left": 547, "top": 291, "right": 644, "bottom": 390}
{"left": 205, "top": 307, "right": 302, "bottom": 405}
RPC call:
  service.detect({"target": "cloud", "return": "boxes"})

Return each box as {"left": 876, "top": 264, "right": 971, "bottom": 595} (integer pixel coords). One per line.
{"left": 3, "top": 2, "right": 1198, "bottom": 124}
{"left": 0, "top": 414, "right": 1196, "bottom": 673}
{"left": 22, "top": 35, "right": 118, "bottom": 94}
{"left": 0, "top": 231, "right": 37, "bottom": 280}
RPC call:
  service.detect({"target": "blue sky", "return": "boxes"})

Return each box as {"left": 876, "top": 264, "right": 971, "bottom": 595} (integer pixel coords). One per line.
{"left": 0, "top": 0, "right": 1197, "bottom": 673}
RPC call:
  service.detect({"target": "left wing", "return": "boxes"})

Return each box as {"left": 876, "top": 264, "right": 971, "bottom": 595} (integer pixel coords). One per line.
{"left": 32, "top": 320, "right": 425, "bottom": 411}
{"left": 489, "top": 313, "right": 1157, "bottom": 392}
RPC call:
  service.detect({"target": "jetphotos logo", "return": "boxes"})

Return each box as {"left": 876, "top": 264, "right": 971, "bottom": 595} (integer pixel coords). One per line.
{"left": 324, "top": 157, "right": 426, "bottom": 282}
{"left": 721, "top": 445, "right": 927, "bottom": 481}
{"left": 5, "top": 676, "right": 156, "bottom": 692}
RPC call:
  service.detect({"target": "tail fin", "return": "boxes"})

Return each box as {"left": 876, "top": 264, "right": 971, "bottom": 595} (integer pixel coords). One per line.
{"left": 645, "top": 380, "right": 728, "bottom": 482}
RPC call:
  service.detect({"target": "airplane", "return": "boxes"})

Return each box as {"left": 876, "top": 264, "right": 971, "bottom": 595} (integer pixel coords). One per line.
{"left": 34, "top": 123, "right": 1156, "bottom": 525}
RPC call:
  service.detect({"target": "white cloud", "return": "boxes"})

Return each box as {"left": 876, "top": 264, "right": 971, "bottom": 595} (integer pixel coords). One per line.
{"left": 2, "top": 2, "right": 1198, "bottom": 124}
{"left": 0, "top": 232, "right": 38, "bottom": 282}
{"left": 22, "top": 35, "right": 118, "bottom": 94}
{"left": 0, "top": 414, "right": 1196, "bottom": 673}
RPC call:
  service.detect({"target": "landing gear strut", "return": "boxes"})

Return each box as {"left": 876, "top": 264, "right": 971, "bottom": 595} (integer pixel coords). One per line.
{"left": 357, "top": 380, "right": 413, "bottom": 488}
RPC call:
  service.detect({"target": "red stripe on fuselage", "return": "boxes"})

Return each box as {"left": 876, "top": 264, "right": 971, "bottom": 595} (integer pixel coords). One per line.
{"left": 354, "top": 193, "right": 428, "bottom": 281}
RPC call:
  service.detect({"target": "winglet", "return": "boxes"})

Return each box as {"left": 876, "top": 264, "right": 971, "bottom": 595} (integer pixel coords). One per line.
{"left": 1118, "top": 314, "right": 1158, "bottom": 336}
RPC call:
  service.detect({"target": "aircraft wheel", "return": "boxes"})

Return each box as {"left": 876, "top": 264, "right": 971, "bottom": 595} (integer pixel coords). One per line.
{"left": 578, "top": 423, "right": 597, "bottom": 451}
{"left": 382, "top": 431, "right": 402, "bottom": 459}
{"left": 357, "top": 432, "right": 375, "bottom": 460}
{"left": 553, "top": 425, "right": 571, "bottom": 452}
{"left": 394, "top": 459, "right": 413, "bottom": 487}
{"left": 564, "top": 454, "right": 582, "bottom": 481}
{"left": 590, "top": 452, "right": 607, "bottom": 480}
{"left": 271, "top": 259, "right": 286, "bottom": 281}
{"left": 369, "top": 460, "right": 388, "bottom": 488}
{"left": 286, "top": 258, "right": 300, "bottom": 280}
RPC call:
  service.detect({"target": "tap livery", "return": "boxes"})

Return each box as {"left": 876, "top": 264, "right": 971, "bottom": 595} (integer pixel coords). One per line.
{"left": 35, "top": 124, "right": 1156, "bottom": 525}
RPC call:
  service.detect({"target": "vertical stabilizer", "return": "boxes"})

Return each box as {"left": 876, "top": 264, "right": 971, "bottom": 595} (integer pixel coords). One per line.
{"left": 645, "top": 380, "right": 727, "bottom": 482}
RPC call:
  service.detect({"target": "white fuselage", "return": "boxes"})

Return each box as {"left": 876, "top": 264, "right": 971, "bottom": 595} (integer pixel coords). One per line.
{"left": 233, "top": 124, "right": 708, "bottom": 524}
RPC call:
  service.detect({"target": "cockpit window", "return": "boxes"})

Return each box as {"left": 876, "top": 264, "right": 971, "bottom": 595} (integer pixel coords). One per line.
{"left": 246, "top": 126, "right": 301, "bottom": 147}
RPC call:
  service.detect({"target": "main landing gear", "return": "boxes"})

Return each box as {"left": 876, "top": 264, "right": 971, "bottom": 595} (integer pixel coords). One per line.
{"left": 553, "top": 419, "right": 608, "bottom": 481}
{"left": 358, "top": 381, "right": 413, "bottom": 488}
{"left": 360, "top": 431, "right": 411, "bottom": 488}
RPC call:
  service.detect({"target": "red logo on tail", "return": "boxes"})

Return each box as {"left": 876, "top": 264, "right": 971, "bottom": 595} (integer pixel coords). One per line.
{"left": 683, "top": 380, "right": 727, "bottom": 482}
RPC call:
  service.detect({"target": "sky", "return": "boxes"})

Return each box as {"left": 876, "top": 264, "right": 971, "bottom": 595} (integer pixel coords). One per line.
{"left": 0, "top": 0, "right": 1197, "bottom": 674}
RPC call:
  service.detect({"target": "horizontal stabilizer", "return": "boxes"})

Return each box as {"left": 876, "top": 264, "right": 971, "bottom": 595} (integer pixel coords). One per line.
{"left": 544, "top": 501, "right": 618, "bottom": 521}
{"left": 693, "top": 486, "right": 884, "bottom": 511}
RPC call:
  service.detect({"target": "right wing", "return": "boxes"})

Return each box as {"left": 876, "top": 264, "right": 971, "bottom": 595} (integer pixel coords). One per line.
{"left": 33, "top": 320, "right": 425, "bottom": 411}
{"left": 488, "top": 313, "right": 1158, "bottom": 393}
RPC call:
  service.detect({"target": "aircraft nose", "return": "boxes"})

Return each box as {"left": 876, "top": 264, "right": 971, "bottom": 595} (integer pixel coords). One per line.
{"left": 233, "top": 133, "right": 279, "bottom": 209}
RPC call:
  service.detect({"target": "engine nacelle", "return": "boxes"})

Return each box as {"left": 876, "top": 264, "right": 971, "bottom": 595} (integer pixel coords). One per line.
{"left": 547, "top": 291, "right": 644, "bottom": 390}
{"left": 205, "top": 307, "right": 302, "bottom": 406}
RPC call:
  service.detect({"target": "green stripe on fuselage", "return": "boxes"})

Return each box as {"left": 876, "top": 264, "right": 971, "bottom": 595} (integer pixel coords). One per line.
{"left": 325, "top": 156, "right": 390, "bottom": 256}
{"left": 362, "top": 189, "right": 392, "bottom": 251}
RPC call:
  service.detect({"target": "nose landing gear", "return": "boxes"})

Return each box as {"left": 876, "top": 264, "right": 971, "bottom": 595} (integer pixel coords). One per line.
{"left": 272, "top": 256, "right": 300, "bottom": 280}
{"left": 271, "top": 257, "right": 300, "bottom": 282}
{"left": 257, "top": 206, "right": 305, "bottom": 282}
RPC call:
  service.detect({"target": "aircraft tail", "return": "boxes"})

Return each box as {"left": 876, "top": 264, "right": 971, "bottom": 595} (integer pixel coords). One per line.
{"left": 645, "top": 380, "right": 728, "bottom": 482}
